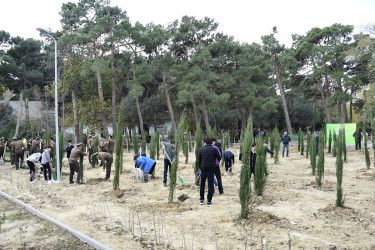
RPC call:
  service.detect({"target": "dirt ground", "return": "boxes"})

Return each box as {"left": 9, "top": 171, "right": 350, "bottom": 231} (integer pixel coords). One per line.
{"left": 0, "top": 196, "right": 94, "bottom": 249}
{"left": 1, "top": 142, "right": 375, "bottom": 249}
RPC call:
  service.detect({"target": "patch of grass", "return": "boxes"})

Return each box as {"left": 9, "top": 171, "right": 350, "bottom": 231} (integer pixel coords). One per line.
{"left": 10, "top": 211, "right": 21, "bottom": 220}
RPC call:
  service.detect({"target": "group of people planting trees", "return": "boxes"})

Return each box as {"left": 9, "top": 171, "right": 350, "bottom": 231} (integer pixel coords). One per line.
{"left": 1, "top": 118, "right": 372, "bottom": 214}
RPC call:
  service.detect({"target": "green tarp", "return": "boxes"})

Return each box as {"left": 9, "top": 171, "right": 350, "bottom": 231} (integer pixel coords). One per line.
{"left": 326, "top": 123, "right": 356, "bottom": 145}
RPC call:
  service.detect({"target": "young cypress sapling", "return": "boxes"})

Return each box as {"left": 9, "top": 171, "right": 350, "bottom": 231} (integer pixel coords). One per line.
{"left": 332, "top": 132, "right": 337, "bottom": 157}
{"left": 300, "top": 130, "right": 304, "bottom": 156}
{"left": 132, "top": 128, "right": 138, "bottom": 154}
{"left": 254, "top": 136, "right": 266, "bottom": 196}
{"left": 298, "top": 128, "right": 302, "bottom": 152}
{"left": 316, "top": 126, "right": 325, "bottom": 187}
{"left": 310, "top": 134, "right": 316, "bottom": 175}
{"left": 364, "top": 124, "right": 370, "bottom": 169}
{"left": 328, "top": 129, "right": 332, "bottom": 153}
{"left": 342, "top": 126, "right": 347, "bottom": 162}
{"left": 168, "top": 115, "right": 185, "bottom": 202}
{"left": 113, "top": 105, "right": 124, "bottom": 190}
{"left": 239, "top": 116, "right": 253, "bottom": 219}
{"left": 306, "top": 131, "right": 310, "bottom": 159}
{"left": 335, "top": 128, "right": 345, "bottom": 207}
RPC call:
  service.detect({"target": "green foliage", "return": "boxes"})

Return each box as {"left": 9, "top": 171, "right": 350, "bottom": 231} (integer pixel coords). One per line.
{"left": 310, "top": 134, "right": 316, "bottom": 175}
{"left": 298, "top": 128, "right": 302, "bottom": 152}
{"left": 142, "top": 131, "right": 148, "bottom": 153}
{"left": 132, "top": 128, "right": 138, "bottom": 154}
{"left": 316, "top": 126, "right": 325, "bottom": 187}
{"left": 156, "top": 131, "right": 160, "bottom": 160}
{"left": 91, "top": 137, "right": 99, "bottom": 168}
{"left": 271, "top": 127, "right": 280, "bottom": 164}
{"left": 239, "top": 116, "right": 253, "bottom": 219}
{"left": 149, "top": 133, "right": 157, "bottom": 160}
{"left": 188, "top": 131, "right": 192, "bottom": 152}
{"left": 194, "top": 123, "right": 203, "bottom": 174}
{"left": 328, "top": 129, "right": 332, "bottom": 153}
{"left": 183, "top": 132, "right": 189, "bottom": 164}
{"left": 254, "top": 136, "right": 266, "bottom": 196}
{"left": 168, "top": 115, "right": 185, "bottom": 202}
{"left": 372, "top": 124, "right": 375, "bottom": 168}
{"left": 306, "top": 132, "right": 310, "bottom": 159}
{"left": 336, "top": 127, "right": 345, "bottom": 207}
{"left": 364, "top": 124, "right": 370, "bottom": 169}
{"left": 59, "top": 132, "right": 64, "bottom": 175}
{"left": 113, "top": 105, "right": 124, "bottom": 190}
{"left": 332, "top": 132, "right": 337, "bottom": 157}
{"left": 126, "top": 131, "right": 130, "bottom": 153}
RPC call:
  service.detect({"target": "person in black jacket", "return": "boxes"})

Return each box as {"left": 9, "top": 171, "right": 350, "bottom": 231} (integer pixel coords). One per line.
{"left": 281, "top": 132, "right": 291, "bottom": 157}
{"left": 198, "top": 137, "right": 221, "bottom": 207}
{"left": 250, "top": 143, "right": 257, "bottom": 177}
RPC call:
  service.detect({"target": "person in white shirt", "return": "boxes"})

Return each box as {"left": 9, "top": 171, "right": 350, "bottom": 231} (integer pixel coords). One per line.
{"left": 26, "top": 152, "right": 42, "bottom": 182}
{"left": 41, "top": 146, "right": 53, "bottom": 182}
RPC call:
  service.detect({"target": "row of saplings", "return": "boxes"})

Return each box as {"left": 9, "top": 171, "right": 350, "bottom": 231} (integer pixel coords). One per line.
{"left": 239, "top": 119, "right": 348, "bottom": 220}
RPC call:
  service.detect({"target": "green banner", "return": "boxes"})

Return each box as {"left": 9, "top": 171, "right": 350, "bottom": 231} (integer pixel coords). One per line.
{"left": 326, "top": 123, "right": 356, "bottom": 145}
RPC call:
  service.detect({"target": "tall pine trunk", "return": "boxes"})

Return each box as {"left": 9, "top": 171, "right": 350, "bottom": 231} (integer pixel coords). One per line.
{"left": 14, "top": 92, "right": 23, "bottom": 138}
{"left": 191, "top": 97, "right": 199, "bottom": 128}
{"left": 72, "top": 89, "right": 79, "bottom": 144}
{"left": 110, "top": 44, "right": 117, "bottom": 138}
{"left": 275, "top": 63, "right": 292, "bottom": 135}
{"left": 162, "top": 69, "right": 177, "bottom": 132}
{"left": 201, "top": 98, "right": 211, "bottom": 132}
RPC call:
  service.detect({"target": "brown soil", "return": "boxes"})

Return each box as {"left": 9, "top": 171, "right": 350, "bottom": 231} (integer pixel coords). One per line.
{"left": 1, "top": 144, "right": 375, "bottom": 249}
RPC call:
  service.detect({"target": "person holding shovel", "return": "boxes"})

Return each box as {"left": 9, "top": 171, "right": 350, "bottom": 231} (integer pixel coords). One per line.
{"left": 161, "top": 140, "right": 175, "bottom": 187}
{"left": 198, "top": 137, "right": 221, "bottom": 207}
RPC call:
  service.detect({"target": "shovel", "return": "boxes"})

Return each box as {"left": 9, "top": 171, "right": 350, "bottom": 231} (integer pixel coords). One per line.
{"left": 177, "top": 173, "right": 201, "bottom": 202}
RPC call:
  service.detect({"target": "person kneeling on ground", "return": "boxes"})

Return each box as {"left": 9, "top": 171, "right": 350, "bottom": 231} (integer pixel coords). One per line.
{"left": 93, "top": 152, "right": 113, "bottom": 181}
{"left": 26, "top": 151, "right": 42, "bottom": 182}
{"left": 223, "top": 151, "right": 235, "bottom": 174}
{"left": 134, "top": 155, "right": 156, "bottom": 183}
{"left": 69, "top": 143, "right": 88, "bottom": 184}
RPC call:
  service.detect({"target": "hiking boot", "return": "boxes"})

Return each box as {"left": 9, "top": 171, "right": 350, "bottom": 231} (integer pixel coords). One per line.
{"left": 70, "top": 181, "right": 74, "bottom": 184}
{"left": 200, "top": 200, "right": 204, "bottom": 205}
{"left": 163, "top": 183, "right": 166, "bottom": 187}
{"left": 207, "top": 202, "right": 213, "bottom": 207}
{"left": 76, "top": 181, "right": 83, "bottom": 185}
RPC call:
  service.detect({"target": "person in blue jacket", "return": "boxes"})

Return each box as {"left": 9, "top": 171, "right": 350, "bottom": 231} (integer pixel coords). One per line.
{"left": 281, "top": 132, "right": 291, "bottom": 157}
{"left": 223, "top": 151, "right": 235, "bottom": 174}
{"left": 134, "top": 155, "right": 156, "bottom": 183}
{"left": 65, "top": 140, "right": 74, "bottom": 159}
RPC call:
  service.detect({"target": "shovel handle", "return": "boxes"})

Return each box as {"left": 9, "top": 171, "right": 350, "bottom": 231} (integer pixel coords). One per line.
{"left": 186, "top": 173, "right": 201, "bottom": 196}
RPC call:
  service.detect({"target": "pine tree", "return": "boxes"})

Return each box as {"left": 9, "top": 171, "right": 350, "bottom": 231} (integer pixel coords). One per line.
{"left": 142, "top": 131, "right": 148, "bottom": 153}
{"left": 194, "top": 123, "right": 203, "bottom": 174}
{"left": 364, "top": 124, "right": 370, "bottom": 169}
{"left": 298, "top": 128, "right": 302, "bottom": 152}
{"left": 310, "top": 134, "right": 316, "bottom": 175}
{"left": 328, "top": 129, "right": 332, "bottom": 153}
{"left": 239, "top": 116, "right": 253, "bottom": 219}
{"left": 113, "top": 105, "right": 124, "bottom": 190}
{"left": 316, "top": 126, "right": 325, "bottom": 187}
{"left": 168, "top": 115, "right": 185, "bottom": 202}
{"left": 300, "top": 130, "right": 304, "bottom": 156}
{"left": 254, "top": 136, "right": 266, "bottom": 196}
{"left": 342, "top": 126, "right": 347, "bottom": 162}
{"left": 335, "top": 128, "right": 345, "bottom": 207}
{"left": 132, "top": 128, "right": 138, "bottom": 154}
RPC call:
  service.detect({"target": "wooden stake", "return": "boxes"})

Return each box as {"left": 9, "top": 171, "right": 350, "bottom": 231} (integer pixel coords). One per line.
{"left": 136, "top": 210, "right": 143, "bottom": 239}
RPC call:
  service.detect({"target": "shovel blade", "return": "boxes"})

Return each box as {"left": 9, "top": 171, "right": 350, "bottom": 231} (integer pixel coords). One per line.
{"left": 177, "top": 194, "right": 188, "bottom": 202}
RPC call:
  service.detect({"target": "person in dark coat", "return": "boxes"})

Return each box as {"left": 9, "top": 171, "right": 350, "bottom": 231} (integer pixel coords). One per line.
{"left": 65, "top": 140, "right": 74, "bottom": 159}
{"left": 263, "top": 141, "right": 274, "bottom": 156}
{"left": 223, "top": 151, "right": 235, "bottom": 174}
{"left": 353, "top": 130, "right": 362, "bottom": 149}
{"left": 198, "top": 137, "right": 221, "bottom": 206}
{"left": 250, "top": 143, "right": 257, "bottom": 177}
{"left": 281, "top": 132, "right": 291, "bottom": 157}
{"left": 315, "top": 132, "right": 319, "bottom": 154}
{"left": 211, "top": 138, "right": 224, "bottom": 194}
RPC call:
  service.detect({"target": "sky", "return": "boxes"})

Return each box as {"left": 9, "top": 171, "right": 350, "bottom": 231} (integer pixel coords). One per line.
{"left": 0, "top": 0, "right": 374, "bottom": 46}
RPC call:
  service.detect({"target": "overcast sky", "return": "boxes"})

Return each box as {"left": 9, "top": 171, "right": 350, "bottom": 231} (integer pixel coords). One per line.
{"left": 1, "top": 0, "right": 374, "bottom": 46}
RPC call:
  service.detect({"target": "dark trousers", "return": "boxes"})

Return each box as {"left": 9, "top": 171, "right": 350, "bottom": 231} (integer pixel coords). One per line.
{"left": 200, "top": 170, "right": 214, "bottom": 202}
{"left": 224, "top": 160, "right": 232, "bottom": 172}
{"left": 26, "top": 160, "right": 35, "bottom": 174}
{"left": 144, "top": 162, "right": 156, "bottom": 182}
{"left": 69, "top": 160, "right": 81, "bottom": 183}
{"left": 104, "top": 159, "right": 113, "bottom": 179}
{"left": 358, "top": 140, "right": 361, "bottom": 150}
{"left": 213, "top": 166, "right": 224, "bottom": 194}
{"left": 15, "top": 150, "right": 24, "bottom": 169}
{"left": 0, "top": 149, "right": 4, "bottom": 160}
{"left": 11, "top": 153, "right": 15, "bottom": 165}
{"left": 163, "top": 159, "right": 171, "bottom": 184}
{"left": 42, "top": 163, "right": 51, "bottom": 181}
{"left": 88, "top": 148, "right": 93, "bottom": 163}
